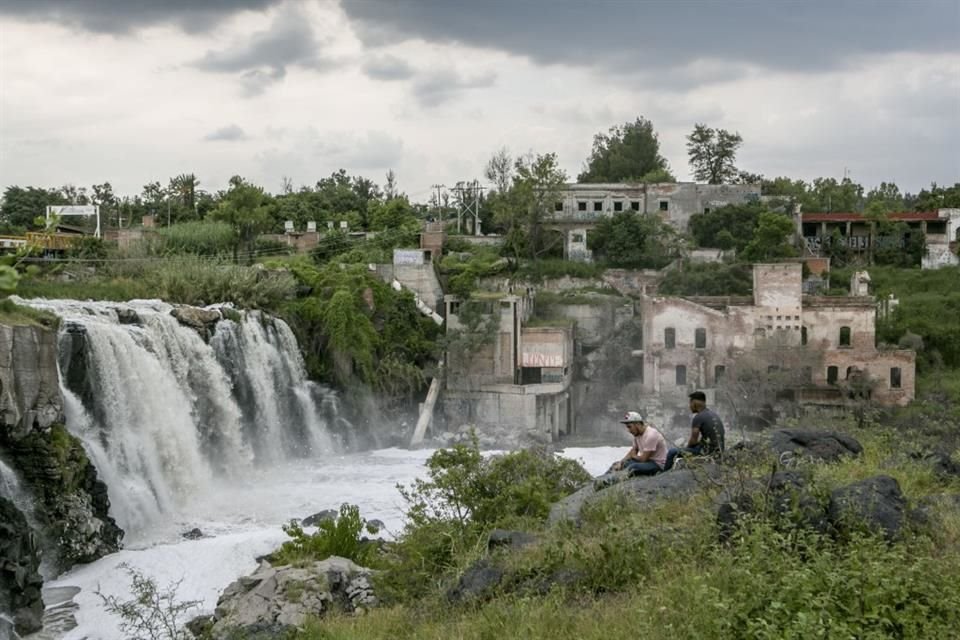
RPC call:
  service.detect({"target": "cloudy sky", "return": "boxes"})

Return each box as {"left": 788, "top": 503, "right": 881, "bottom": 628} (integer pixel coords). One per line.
{"left": 1, "top": 0, "right": 958, "bottom": 201}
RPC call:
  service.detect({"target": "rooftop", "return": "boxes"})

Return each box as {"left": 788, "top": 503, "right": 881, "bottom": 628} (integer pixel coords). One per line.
{"left": 802, "top": 211, "right": 942, "bottom": 223}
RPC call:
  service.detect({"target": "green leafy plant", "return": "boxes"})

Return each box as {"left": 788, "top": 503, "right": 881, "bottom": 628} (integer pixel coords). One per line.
{"left": 272, "top": 504, "right": 380, "bottom": 567}
{"left": 95, "top": 563, "right": 199, "bottom": 640}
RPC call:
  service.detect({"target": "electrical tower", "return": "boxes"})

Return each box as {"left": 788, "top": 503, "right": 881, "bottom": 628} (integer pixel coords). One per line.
{"left": 453, "top": 181, "right": 487, "bottom": 236}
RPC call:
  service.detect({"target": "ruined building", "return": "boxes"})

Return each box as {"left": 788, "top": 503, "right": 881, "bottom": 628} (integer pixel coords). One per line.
{"left": 637, "top": 263, "right": 915, "bottom": 409}
{"left": 798, "top": 208, "right": 960, "bottom": 270}
{"left": 549, "top": 182, "right": 761, "bottom": 261}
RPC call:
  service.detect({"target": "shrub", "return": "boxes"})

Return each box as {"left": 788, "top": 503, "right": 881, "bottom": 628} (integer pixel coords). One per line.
{"left": 272, "top": 504, "right": 381, "bottom": 567}
{"left": 156, "top": 221, "right": 235, "bottom": 257}
{"left": 95, "top": 563, "right": 199, "bottom": 640}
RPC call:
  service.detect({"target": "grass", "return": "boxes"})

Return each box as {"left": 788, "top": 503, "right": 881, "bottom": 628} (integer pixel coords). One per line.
{"left": 0, "top": 297, "right": 60, "bottom": 327}
{"left": 293, "top": 417, "right": 960, "bottom": 639}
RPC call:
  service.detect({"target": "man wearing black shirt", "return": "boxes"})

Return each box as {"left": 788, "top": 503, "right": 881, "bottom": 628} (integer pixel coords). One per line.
{"left": 665, "top": 391, "right": 725, "bottom": 469}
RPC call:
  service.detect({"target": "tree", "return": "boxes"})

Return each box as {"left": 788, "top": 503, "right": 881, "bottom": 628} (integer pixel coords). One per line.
{"left": 909, "top": 182, "right": 960, "bottom": 211}
{"left": 384, "top": 170, "right": 399, "bottom": 200}
{"left": 589, "top": 211, "right": 682, "bottom": 268}
{"left": 689, "top": 202, "right": 767, "bottom": 252}
{"left": 210, "top": 176, "right": 272, "bottom": 263}
{"left": 368, "top": 197, "right": 419, "bottom": 232}
{"left": 494, "top": 153, "right": 567, "bottom": 261}
{"left": 740, "top": 212, "right": 798, "bottom": 261}
{"left": 484, "top": 147, "right": 513, "bottom": 194}
{"left": 865, "top": 181, "right": 904, "bottom": 214}
{"left": 578, "top": 117, "right": 673, "bottom": 183}
{"left": 807, "top": 177, "right": 863, "bottom": 212}
{"left": 686, "top": 123, "right": 743, "bottom": 184}
{"left": 0, "top": 186, "right": 68, "bottom": 230}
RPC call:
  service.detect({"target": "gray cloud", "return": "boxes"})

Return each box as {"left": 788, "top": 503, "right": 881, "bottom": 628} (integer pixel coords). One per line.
{"left": 343, "top": 0, "right": 959, "bottom": 83}
{"left": 204, "top": 124, "right": 248, "bottom": 141}
{"left": 362, "top": 54, "right": 416, "bottom": 81}
{"left": 0, "top": 0, "right": 281, "bottom": 33}
{"left": 412, "top": 69, "right": 496, "bottom": 107}
{"left": 191, "top": 6, "right": 332, "bottom": 94}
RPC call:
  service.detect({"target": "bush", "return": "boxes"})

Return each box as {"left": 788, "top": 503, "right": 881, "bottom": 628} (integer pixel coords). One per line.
{"left": 155, "top": 221, "right": 235, "bottom": 257}
{"left": 272, "top": 504, "right": 380, "bottom": 567}
{"left": 659, "top": 261, "right": 753, "bottom": 296}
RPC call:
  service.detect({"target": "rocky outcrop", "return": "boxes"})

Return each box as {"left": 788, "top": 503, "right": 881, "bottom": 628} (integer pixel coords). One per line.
{"left": 4, "top": 424, "right": 122, "bottom": 568}
{"left": 200, "top": 557, "right": 377, "bottom": 639}
{"left": 0, "top": 322, "right": 62, "bottom": 439}
{"left": 171, "top": 306, "right": 222, "bottom": 340}
{"left": 0, "top": 496, "right": 43, "bottom": 635}
{"left": 828, "top": 475, "right": 910, "bottom": 542}
{"left": 769, "top": 429, "right": 863, "bottom": 463}
{"left": 549, "top": 468, "right": 705, "bottom": 525}
{"left": 0, "top": 321, "right": 122, "bottom": 575}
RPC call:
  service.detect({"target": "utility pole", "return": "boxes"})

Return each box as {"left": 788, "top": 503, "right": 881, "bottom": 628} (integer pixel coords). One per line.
{"left": 430, "top": 184, "right": 445, "bottom": 223}
{"left": 453, "top": 181, "right": 487, "bottom": 235}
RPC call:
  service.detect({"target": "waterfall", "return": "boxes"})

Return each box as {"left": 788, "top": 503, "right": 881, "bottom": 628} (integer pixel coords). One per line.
{"left": 15, "top": 298, "right": 340, "bottom": 537}
{"left": 0, "top": 458, "right": 31, "bottom": 518}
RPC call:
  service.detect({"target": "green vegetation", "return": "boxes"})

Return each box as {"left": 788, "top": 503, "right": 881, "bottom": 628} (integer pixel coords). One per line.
{"left": 589, "top": 211, "right": 682, "bottom": 268}
{"left": 18, "top": 256, "right": 296, "bottom": 309}
{"left": 154, "top": 220, "right": 235, "bottom": 257}
{"left": 658, "top": 261, "right": 753, "bottom": 296}
{"left": 578, "top": 117, "right": 674, "bottom": 183}
{"left": 0, "top": 297, "right": 58, "bottom": 327}
{"left": 281, "top": 259, "right": 439, "bottom": 407}
{"left": 686, "top": 123, "right": 744, "bottom": 184}
{"left": 272, "top": 504, "right": 381, "bottom": 568}
{"left": 288, "top": 420, "right": 960, "bottom": 639}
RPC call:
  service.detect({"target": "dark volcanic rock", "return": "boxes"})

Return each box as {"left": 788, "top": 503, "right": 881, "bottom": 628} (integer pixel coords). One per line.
{"left": 115, "top": 307, "right": 140, "bottom": 325}
{"left": 770, "top": 430, "right": 863, "bottom": 462}
{"left": 447, "top": 560, "right": 504, "bottom": 603}
{"left": 182, "top": 528, "right": 204, "bottom": 540}
{"left": 301, "top": 509, "right": 338, "bottom": 527}
{"left": 828, "top": 475, "right": 909, "bottom": 542}
{"left": 0, "top": 497, "right": 44, "bottom": 636}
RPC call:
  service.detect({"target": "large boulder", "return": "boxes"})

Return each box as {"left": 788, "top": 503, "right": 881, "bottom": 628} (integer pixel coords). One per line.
{"left": 828, "top": 475, "right": 909, "bottom": 542}
{"left": 0, "top": 497, "right": 43, "bottom": 636}
{"left": 203, "top": 557, "right": 376, "bottom": 639}
{"left": 446, "top": 560, "right": 505, "bottom": 603}
{"left": 769, "top": 430, "right": 863, "bottom": 463}
{"left": 170, "top": 306, "right": 222, "bottom": 340}
{"left": 549, "top": 468, "right": 705, "bottom": 525}
{"left": 716, "top": 471, "right": 829, "bottom": 542}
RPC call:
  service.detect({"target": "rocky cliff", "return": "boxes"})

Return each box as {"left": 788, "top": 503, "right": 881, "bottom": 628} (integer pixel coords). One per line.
{"left": 0, "top": 317, "right": 122, "bottom": 576}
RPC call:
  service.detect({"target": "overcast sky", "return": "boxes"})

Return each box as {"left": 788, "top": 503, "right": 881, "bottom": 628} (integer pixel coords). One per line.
{"left": 1, "top": 0, "right": 958, "bottom": 201}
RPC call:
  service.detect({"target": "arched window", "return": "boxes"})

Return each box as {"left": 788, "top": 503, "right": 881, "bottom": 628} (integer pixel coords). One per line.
{"left": 664, "top": 327, "right": 676, "bottom": 349}
{"left": 839, "top": 326, "right": 851, "bottom": 347}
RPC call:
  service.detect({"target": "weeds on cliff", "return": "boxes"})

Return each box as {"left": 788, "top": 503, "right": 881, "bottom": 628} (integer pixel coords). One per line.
{"left": 272, "top": 504, "right": 380, "bottom": 567}
{"left": 95, "top": 563, "right": 199, "bottom": 640}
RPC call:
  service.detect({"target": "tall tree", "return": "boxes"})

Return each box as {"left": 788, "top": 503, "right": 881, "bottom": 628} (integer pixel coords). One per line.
{"left": 211, "top": 176, "right": 272, "bottom": 263}
{"left": 578, "top": 117, "right": 673, "bottom": 183}
{"left": 484, "top": 147, "right": 513, "bottom": 194}
{"left": 740, "top": 212, "right": 798, "bottom": 261}
{"left": 686, "top": 123, "right": 743, "bottom": 184}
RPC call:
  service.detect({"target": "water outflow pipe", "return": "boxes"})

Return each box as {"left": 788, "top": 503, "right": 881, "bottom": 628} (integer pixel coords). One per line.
{"left": 410, "top": 365, "right": 443, "bottom": 446}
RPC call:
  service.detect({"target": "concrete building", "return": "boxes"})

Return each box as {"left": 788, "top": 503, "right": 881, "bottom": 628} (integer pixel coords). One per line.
{"left": 798, "top": 208, "right": 960, "bottom": 269}
{"left": 442, "top": 291, "right": 576, "bottom": 443}
{"left": 637, "top": 263, "right": 915, "bottom": 409}
{"left": 549, "top": 182, "right": 761, "bottom": 261}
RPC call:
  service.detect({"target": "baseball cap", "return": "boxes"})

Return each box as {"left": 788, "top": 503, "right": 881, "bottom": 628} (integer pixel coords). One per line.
{"left": 619, "top": 411, "right": 644, "bottom": 424}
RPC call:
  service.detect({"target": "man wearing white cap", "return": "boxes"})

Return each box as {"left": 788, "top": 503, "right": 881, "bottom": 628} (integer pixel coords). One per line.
{"left": 609, "top": 411, "right": 668, "bottom": 476}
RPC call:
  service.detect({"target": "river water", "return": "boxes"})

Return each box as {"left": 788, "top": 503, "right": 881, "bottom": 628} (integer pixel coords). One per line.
{"left": 39, "top": 446, "right": 619, "bottom": 640}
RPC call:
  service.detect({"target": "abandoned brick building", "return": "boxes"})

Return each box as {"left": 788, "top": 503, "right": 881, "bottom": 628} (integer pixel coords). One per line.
{"left": 638, "top": 263, "right": 915, "bottom": 408}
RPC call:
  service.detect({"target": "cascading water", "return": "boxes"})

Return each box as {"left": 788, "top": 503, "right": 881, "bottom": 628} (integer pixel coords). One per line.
{"left": 17, "top": 298, "right": 341, "bottom": 539}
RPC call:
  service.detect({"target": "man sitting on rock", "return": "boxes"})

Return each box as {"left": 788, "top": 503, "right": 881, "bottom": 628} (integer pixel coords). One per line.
{"left": 609, "top": 412, "right": 669, "bottom": 477}
{"left": 666, "top": 391, "right": 726, "bottom": 470}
